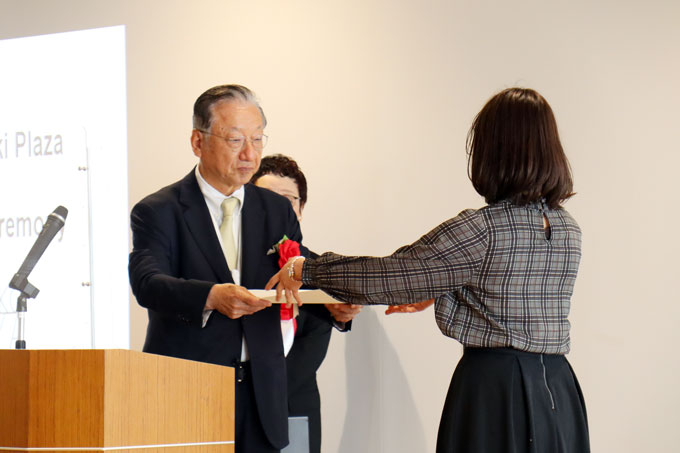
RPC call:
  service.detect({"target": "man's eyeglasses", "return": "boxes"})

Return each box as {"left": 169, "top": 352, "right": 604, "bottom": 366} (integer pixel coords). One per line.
{"left": 197, "top": 130, "right": 268, "bottom": 152}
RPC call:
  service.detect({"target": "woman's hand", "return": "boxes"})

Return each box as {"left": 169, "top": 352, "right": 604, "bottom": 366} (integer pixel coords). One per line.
{"left": 384, "top": 299, "right": 434, "bottom": 315}
{"left": 265, "top": 256, "right": 306, "bottom": 306}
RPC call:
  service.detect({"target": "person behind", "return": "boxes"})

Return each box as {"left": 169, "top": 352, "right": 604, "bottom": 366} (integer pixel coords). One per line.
{"left": 129, "top": 84, "right": 302, "bottom": 453}
{"left": 268, "top": 88, "right": 590, "bottom": 452}
{"left": 251, "top": 154, "right": 361, "bottom": 453}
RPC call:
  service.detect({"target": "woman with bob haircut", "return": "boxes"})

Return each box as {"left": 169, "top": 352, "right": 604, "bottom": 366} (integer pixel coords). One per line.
{"left": 267, "top": 87, "right": 590, "bottom": 452}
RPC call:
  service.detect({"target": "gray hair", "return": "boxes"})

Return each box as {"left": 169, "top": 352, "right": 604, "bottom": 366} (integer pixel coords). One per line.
{"left": 192, "top": 84, "right": 267, "bottom": 130}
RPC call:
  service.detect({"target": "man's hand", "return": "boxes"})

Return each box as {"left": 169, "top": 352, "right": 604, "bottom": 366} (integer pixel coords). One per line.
{"left": 205, "top": 283, "right": 271, "bottom": 319}
{"left": 384, "top": 299, "right": 435, "bottom": 315}
{"left": 325, "top": 303, "right": 362, "bottom": 323}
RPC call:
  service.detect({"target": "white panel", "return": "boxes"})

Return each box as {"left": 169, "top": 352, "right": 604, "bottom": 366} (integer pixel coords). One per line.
{"left": 0, "top": 26, "right": 129, "bottom": 349}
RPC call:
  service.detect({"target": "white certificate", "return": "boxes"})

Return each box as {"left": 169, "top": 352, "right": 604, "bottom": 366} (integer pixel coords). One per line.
{"left": 249, "top": 289, "right": 343, "bottom": 304}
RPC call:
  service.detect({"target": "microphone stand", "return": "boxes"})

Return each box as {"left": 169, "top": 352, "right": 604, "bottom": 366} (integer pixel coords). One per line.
{"left": 8, "top": 206, "right": 67, "bottom": 350}
{"left": 10, "top": 275, "right": 39, "bottom": 350}
{"left": 15, "top": 294, "right": 29, "bottom": 349}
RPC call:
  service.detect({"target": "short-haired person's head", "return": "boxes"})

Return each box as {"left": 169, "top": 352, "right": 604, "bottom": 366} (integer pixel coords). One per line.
{"left": 253, "top": 154, "right": 308, "bottom": 205}
{"left": 193, "top": 84, "right": 267, "bottom": 131}
{"left": 466, "top": 87, "right": 574, "bottom": 209}
{"left": 251, "top": 154, "right": 308, "bottom": 221}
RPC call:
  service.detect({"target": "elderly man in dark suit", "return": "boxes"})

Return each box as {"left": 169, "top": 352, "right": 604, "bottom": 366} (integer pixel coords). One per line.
{"left": 129, "top": 85, "right": 299, "bottom": 453}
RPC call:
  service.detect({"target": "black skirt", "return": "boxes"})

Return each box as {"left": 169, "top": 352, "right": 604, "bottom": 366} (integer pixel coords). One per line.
{"left": 436, "top": 348, "right": 590, "bottom": 453}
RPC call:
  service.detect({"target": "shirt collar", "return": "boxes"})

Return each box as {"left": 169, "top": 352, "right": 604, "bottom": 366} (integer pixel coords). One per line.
{"left": 194, "top": 165, "right": 245, "bottom": 218}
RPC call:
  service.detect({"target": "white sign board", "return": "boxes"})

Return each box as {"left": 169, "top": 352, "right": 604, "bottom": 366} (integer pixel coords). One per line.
{"left": 0, "top": 26, "right": 129, "bottom": 349}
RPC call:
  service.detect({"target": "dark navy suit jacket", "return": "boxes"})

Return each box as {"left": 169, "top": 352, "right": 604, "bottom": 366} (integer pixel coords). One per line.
{"left": 129, "top": 169, "right": 302, "bottom": 450}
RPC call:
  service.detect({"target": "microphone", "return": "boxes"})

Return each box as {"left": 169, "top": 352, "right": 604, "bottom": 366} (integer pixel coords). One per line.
{"left": 9, "top": 206, "right": 68, "bottom": 298}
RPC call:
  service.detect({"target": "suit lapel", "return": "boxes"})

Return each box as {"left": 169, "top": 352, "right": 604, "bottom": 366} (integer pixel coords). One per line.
{"left": 178, "top": 170, "right": 233, "bottom": 284}
{"left": 241, "top": 184, "right": 266, "bottom": 289}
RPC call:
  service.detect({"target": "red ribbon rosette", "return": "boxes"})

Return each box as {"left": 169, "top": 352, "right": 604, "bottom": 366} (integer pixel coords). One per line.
{"left": 278, "top": 239, "right": 301, "bottom": 269}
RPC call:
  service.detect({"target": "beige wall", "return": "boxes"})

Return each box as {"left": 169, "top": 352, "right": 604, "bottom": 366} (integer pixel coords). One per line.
{"left": 2, "top": 0, "right": 679, "bottom": 451}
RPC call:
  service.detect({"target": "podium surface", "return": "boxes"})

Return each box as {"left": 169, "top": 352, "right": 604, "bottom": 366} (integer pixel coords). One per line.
{"left": 0, "top": 349, "right": 234, "bottom": 452}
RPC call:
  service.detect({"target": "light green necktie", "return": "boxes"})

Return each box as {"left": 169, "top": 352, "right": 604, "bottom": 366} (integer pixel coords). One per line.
{"left": 220, "top": 197, "right": 240, "bottom": 269}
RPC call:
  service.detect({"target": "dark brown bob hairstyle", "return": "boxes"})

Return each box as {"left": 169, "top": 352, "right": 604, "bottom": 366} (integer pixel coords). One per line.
{"left": 467, "top": 87, "right": 574, "bottom": 209}
{"left": 251, "top": 154, "right": 308, "bottom": 206}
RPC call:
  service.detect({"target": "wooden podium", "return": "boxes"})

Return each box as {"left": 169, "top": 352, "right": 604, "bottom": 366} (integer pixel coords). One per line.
{"left": 0, "top": 349, "right": 234, "bottom": 452}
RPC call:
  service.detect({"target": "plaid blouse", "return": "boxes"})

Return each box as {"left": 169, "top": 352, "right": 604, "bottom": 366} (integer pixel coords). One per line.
{"left": 302, "top": 201, "right": 582, "bottom": 354}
